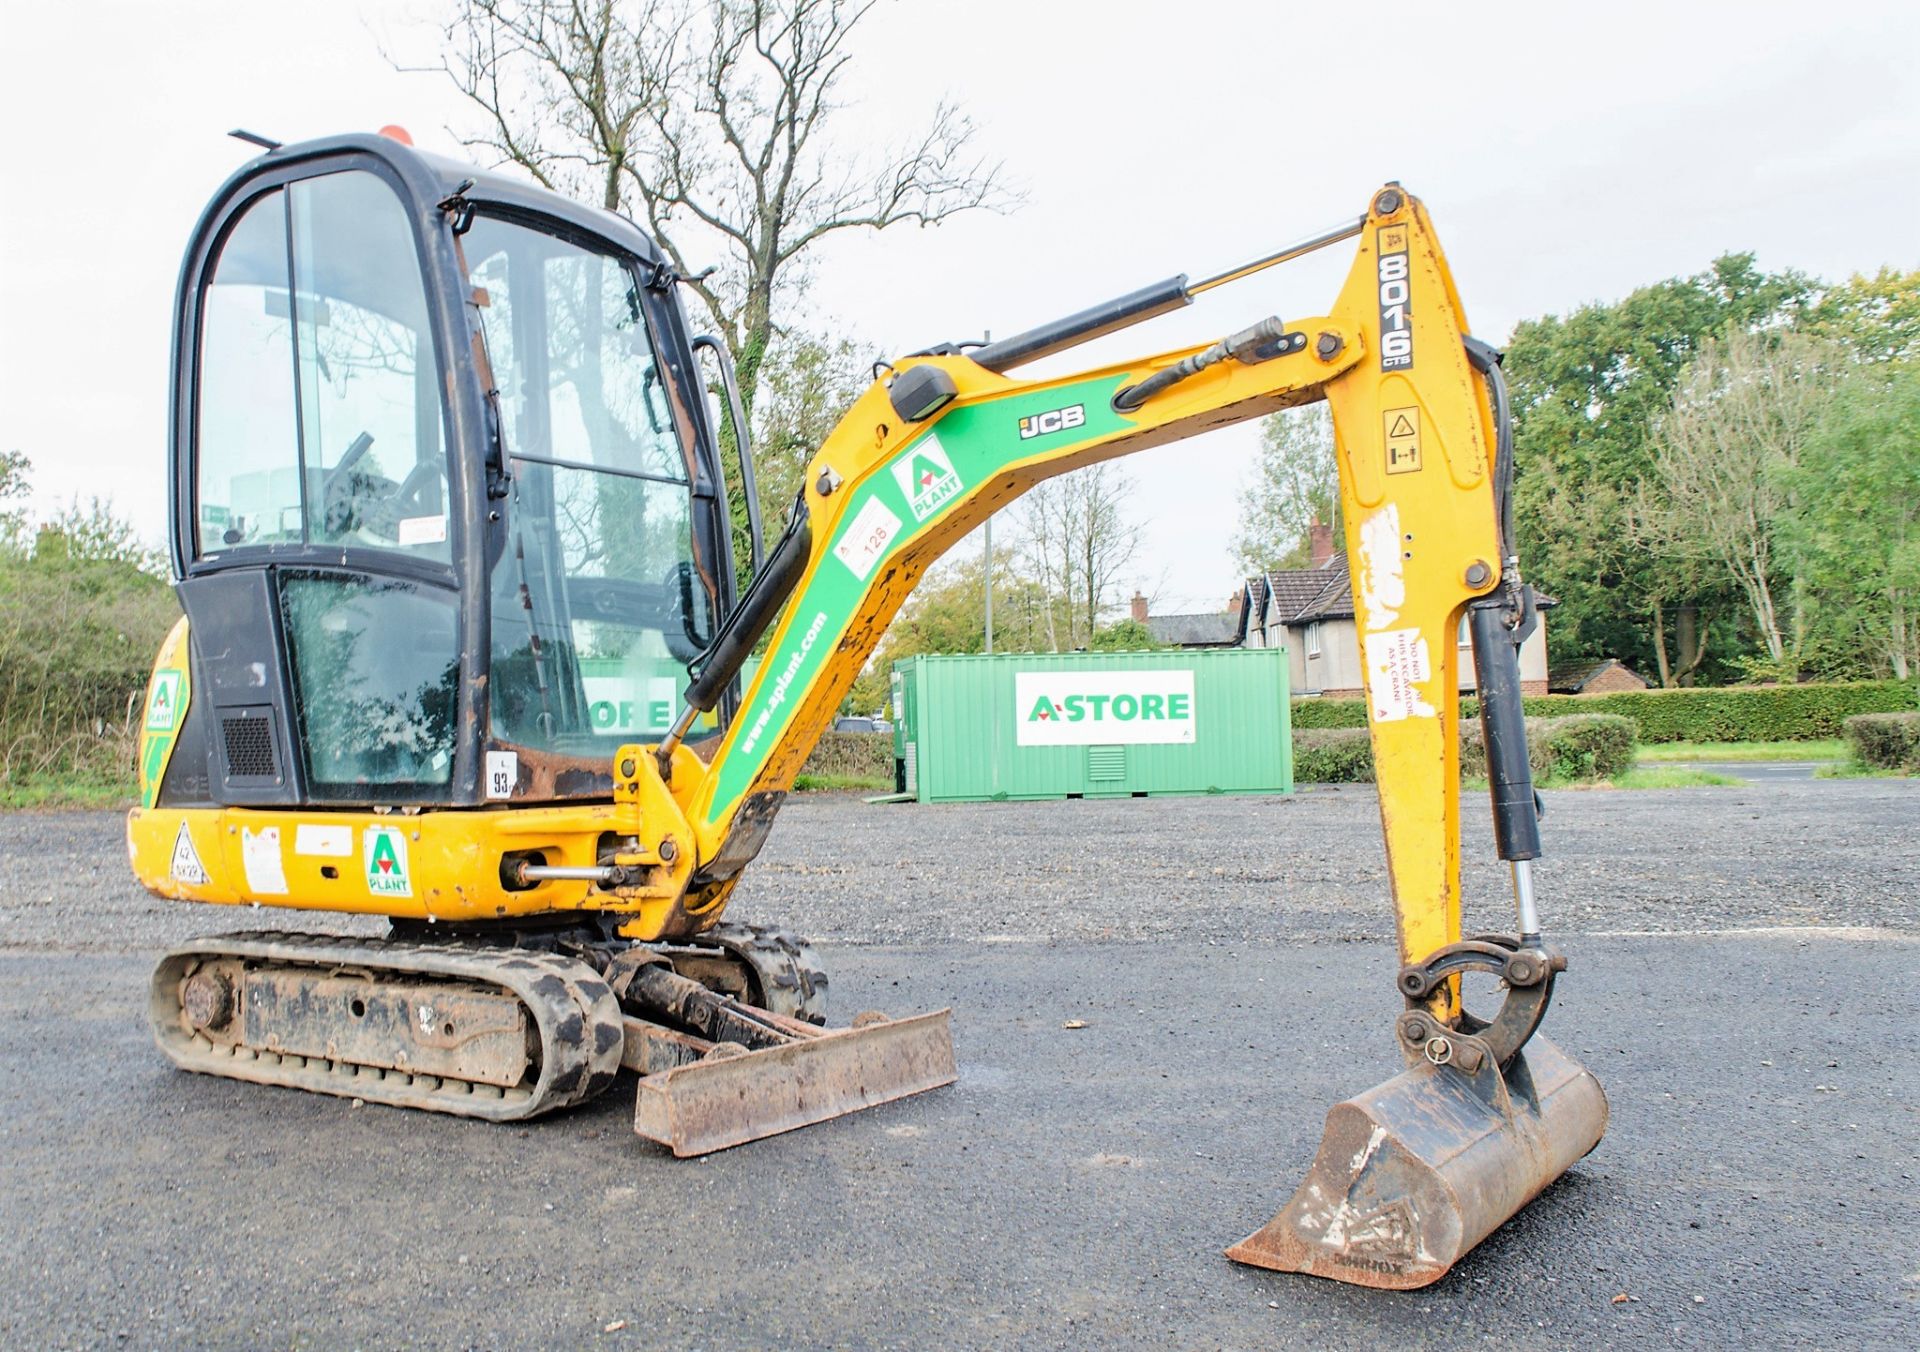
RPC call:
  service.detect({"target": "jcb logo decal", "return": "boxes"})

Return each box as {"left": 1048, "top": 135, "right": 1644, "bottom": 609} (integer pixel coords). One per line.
{"left": 1376, "top": 225, "right": 1412, "bottom": 372}
{"left": 1017, "top": 404, "right": 1086, "bottom": 440}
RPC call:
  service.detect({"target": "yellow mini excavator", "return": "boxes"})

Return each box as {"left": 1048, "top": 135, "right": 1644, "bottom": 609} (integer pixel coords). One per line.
{"left": 129, "top": 128, "right": 1606, "bottom": 1289}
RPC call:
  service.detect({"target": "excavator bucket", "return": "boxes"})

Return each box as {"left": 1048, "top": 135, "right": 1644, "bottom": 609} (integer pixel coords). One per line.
{"left": 625, "top": 1009, "right": 957, "bottom": 1156}
{"left": 1228, "top": 1034, "right": 1607, "bottom": 1289}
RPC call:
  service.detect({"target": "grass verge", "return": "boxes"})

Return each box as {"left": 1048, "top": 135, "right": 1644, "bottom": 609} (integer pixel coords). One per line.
{"left": 1814, "top": 761, "right": 1916, "bottom": 780}
{"left": 792, "top": 772, "right": 893, "bottom": 793}
{"left": 1468, "top": 765, "right": 1740, "bottom": 793}
{"left": 1608, "top": 766, "right": 1742, "bottom": 789}
{"left": 1635, "top": 738, "right": 1846, "bottom": 763}
{"left": 0, "top": 776, "right": 136, "bottom": 810}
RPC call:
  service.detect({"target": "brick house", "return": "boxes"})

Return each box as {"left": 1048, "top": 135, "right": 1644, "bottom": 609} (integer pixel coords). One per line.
{"left": 1548, "top": 658, "right": 1649, "bottom": 695}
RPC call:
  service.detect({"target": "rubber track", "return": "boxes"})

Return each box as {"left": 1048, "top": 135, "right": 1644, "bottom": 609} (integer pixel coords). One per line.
{"left": 149, "top": 930, "right": 624, "bottom": 1122}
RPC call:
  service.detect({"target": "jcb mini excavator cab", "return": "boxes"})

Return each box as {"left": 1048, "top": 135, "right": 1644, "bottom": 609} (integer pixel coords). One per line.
{"left": 162, "top": 133, "right": 743, "bottom": 813}
{"left": 136, "top": 129, "right": 956, "bottom": 1133}
{"left": 134, "top": 129, "right": 1606, "bottom": 1290}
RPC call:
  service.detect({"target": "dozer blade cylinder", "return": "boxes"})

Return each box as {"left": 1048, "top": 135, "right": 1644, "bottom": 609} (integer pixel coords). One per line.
{"left": 1227, "top": 1035, "right": 1607, "bottom": 1289}
{"left": 633, "top": 1009, "right": 956, "bottom": 1156}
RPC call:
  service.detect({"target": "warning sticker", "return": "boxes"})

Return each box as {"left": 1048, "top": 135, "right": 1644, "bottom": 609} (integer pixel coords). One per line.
{"left": 833, "top": 496, "right": 904, "bottom": 581}
{"left": 364, "top": 825, "right": 412, "bottom": 898}
{"left": 145, "top": 671, "right": 184, "bottom": 732}
{"left": 1384, "top": 406, "right": 1422, "bottom": 475}
{"left": 240, "top": 825, "right": 289, "bottom": 895}
{"left": 293, "top": 823, "right": 352, "bottom": 857}
{"left": 1365, "top": 627, "right": 1438, "bottom": 723}
{"left": 170, "top": 821, "right": 210, "bottom": 886}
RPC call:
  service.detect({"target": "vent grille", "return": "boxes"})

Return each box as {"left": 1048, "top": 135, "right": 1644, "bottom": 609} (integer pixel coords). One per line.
{"left": 904, "top": 743, "right": 918, "bottom": 794}
{"left": 1087, "top": 745, "right": 1127, "bottom": 782}
{"left": 221, "top": 712, "right": 278, "bottom": 780}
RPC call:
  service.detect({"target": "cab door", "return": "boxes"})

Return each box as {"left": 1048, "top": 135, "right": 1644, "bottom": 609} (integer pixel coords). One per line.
{"left": 177, "top": 162, "right": 467, "bottom": 807}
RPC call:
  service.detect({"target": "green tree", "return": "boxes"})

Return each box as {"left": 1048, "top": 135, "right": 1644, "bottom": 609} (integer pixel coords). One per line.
{"left": 1087, "top": 618, "right": 1161, "bottom": 651}
{"left": 1643, "top": 329, "right": 1844, "bottom": 668}
{"left": 844, "top": 551, "right": 1051, "bottom": 712}
{"left": 1230, "top": 404, "right": 1339, "bottom": 574}
{"left": 1807, "top": 268, "right": 1920, "bottom": 365}
{"left": 1505, "top": 253, "right": 1813, "bottom": 681}
{"left": 1777, "top": 362, "right": 1920, "bottom": 679}
{"left": 733, "top": 331, "right": 872, "bottom": 574}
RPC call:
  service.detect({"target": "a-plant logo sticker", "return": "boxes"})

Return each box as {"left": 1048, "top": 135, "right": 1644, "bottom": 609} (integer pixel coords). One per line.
{"left": 364, "top": 825, "right": 412, "bottom": 898}
{"left": 145, "top": 670, "right": 184, "bottom": 732}
{"left": 1015, "top": 670, "right": 1197, "bottom": 746}
{"left": 890, "top": 434, "right": 962, "bottom": 521}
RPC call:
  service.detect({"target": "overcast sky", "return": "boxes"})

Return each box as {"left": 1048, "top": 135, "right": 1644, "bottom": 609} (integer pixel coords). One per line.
{"left": 3, "top": 0, "right": 1916, "bottom": 612}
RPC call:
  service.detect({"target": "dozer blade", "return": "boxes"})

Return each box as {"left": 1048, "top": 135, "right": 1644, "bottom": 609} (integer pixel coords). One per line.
{"left": 632, "top": 1009, "right": 956, "bottom": 1155}
{"left": 1228, "top": 1035, "right": 1607, "bottom": 1289}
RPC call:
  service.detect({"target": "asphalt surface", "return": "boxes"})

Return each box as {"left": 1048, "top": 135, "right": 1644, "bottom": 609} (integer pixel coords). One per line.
{"left": 1686, "top": 760, "right": 1833, "bottom": 783}
{"left": 1, "top": 777, "right": 1916, "bottom": 1349}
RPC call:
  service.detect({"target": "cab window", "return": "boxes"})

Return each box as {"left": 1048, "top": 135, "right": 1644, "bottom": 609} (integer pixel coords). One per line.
{"left": 195, "top": 169, "right": 450, "bottom": 562}
{"left": 462, "top": 215, "right": 712, "bottom": 756}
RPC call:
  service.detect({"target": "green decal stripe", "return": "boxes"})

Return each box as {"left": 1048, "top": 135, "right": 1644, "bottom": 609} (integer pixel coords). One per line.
{"left": 707, "top": 375, "right": 1133, "bottom": 818}
{"left": 138, "top": 668, "right": 186, "bottom": 809}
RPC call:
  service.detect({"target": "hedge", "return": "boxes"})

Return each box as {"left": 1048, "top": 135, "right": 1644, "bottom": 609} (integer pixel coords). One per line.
{"left": 1298, "top": 714, "right": 1636, "bottom": 784}
{"left": 799, "top": 731, "right": 895, "bottom": 783}
{"left": 1292, "top": 679, "right": 1917, "bottom": 743}
{"left": 1843, "top": 712, "right": 1920, "bottom": 771}
{"left": 1293, "top": 728, "right": 1376, "bottom": 783}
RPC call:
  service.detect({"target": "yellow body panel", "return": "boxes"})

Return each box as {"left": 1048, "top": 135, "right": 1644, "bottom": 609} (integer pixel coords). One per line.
{"left": 128, "top": 742, "right": 707, "bottom": 938}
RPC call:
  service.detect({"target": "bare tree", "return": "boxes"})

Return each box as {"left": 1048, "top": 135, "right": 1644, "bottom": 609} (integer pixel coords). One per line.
{"left": 1645, "top": 329, "right": 1844, "bottom": 666}
{"left": 1014, "top": 463, "right": 1146, "bottom": 651}
{"left": 430, "top": 0, "right": 1011, "bottom": 403}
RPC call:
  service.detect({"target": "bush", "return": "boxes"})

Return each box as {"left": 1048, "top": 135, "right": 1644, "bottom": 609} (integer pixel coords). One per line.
{"left": 799, "top": 731, "right": 894, "bottom": 784}
{"left": 0, "top": 555, "right": 181, "bottom": 790}
{"left": 1292, "top": 728, "right": 1374, "bottom": 783}
{"left": 1554, "top": 681, "right": 1916, "bottom": 742}
{"left": 1299, "top": 714, "right": 1636, "bottom": 784}
{"left": 1293, "top": 680, "right": 1916, "bottom": 744}
{"left": 1843, "top": 712, "right": 1920, "bottom": 771}
{"left": 1290, "top": 698, "right": 1369, "bottom": 730}
{"left": 1531, "top": 715, "right": 1637, "bottom": 781}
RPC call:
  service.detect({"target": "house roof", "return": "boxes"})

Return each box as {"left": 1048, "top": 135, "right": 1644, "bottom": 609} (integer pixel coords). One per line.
{"left": 1548, "top": 658, "right": 1646, "bottom": 693}
{"left": 1254, "top": 559, "right": 1557, "bottom": 630}
{"left": 1145, "top": 610, "right": 1244, "bottom": 647}
{"left": 1253, "top": 560, "right": 1353, "bottom": 624}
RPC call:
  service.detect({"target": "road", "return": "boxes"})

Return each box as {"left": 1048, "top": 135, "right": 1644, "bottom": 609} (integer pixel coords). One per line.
{"left": 1, "top": 777, "right": 1915, "bottom": 1349}
{"left": 1685, "top": 759, "right": 1835, "bottom": 783}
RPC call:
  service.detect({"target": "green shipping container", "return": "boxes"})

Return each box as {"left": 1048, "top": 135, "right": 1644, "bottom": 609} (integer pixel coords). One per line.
{"left": 892, "top": 650, "right": 1291, "bottom": 802}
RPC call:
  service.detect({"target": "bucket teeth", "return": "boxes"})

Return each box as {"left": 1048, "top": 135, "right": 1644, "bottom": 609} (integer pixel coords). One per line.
{"left": 1228, "top": 1035, "right": 1608, "bottom": 1289}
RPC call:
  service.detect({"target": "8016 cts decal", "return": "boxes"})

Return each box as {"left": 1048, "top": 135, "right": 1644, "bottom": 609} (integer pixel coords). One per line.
{"left": 1376, "top": 225, "right": 1412, "bottom": 371}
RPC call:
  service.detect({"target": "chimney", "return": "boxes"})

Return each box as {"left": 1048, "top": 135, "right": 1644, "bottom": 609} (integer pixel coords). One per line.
{"left": 1227, "top": 591, "right": 1243, "bottom": 615}
{"left": 1308, "top": 517, "right": 1336, "bottom": 568}
{"left": 1130, "top": 592, "right": 1148, "bottom": 624}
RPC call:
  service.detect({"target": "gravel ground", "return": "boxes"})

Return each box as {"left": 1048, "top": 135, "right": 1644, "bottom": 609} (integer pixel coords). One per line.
{"left": 0, "top": 779, "right": 1914, "bottom": 1348}
{"left": 2, "top": 775, "right": 1915, "bottom": 954}
{"left": 1, "top": 936, "right": 1914, "bottom": 1349}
